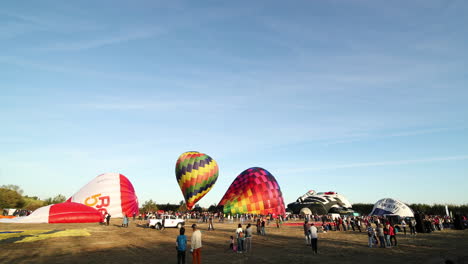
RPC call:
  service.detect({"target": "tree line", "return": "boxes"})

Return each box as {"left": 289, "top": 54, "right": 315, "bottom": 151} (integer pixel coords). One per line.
{"left": 352, "top": 203, "right": 468, "bottom": 216}
{"left": 3, "top": 184, "right": 467, "bottom": 215}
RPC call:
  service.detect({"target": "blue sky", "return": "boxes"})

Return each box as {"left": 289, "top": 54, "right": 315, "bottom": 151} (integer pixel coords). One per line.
{"left": 1, "top": 0, "right": 467, "bottom": 207}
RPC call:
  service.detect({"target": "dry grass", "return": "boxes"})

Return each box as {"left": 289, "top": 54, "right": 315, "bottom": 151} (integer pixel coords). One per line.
{"left": 1, "top": 219, "right": 467, "bottom": 264}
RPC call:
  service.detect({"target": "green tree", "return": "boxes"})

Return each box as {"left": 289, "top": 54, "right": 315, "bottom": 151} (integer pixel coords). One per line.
{"left": 23, "top": 197, "right": 45, "bottom": 211}
{"left": 0, "top": 188, "right": 25, "bottom": 208}
{"left": 43, "top": 194, "right": 67, "bottom": 205}
{"left": 1, "top": 184, "right": 24, "bottom": 195}
{"left": 141, "top": 199, "right": 159, "bottom": 212}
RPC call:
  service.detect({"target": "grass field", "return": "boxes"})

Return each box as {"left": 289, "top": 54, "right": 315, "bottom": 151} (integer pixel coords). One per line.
{"left": 1, "top": 219, "right": 467, "bottom": 264}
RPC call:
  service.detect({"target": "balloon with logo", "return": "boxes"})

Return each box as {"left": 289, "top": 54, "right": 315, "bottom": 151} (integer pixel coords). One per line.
{"left": 66, "top": 173, "right": 139, "bottom": 218}
{"left": 218, "top": 167, "right": 286, "bottom": 216}
{"left": 175, "top": 151, "right": 219, "bottom": 210}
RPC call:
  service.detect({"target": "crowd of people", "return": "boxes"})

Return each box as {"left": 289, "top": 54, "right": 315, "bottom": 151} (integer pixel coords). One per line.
{"left": 98, "top": 210, "right": 466, "bottom": 263}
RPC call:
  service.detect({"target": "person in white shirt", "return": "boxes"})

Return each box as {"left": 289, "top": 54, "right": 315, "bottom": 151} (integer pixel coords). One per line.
{"left": 310, "top": 223, "right": 318, "bottom": 254}
{"left": 191, "top": 224, "right": 202, "bottom": 264}
{"left": 235, "top": 224, "right": 244, "bottom": 253}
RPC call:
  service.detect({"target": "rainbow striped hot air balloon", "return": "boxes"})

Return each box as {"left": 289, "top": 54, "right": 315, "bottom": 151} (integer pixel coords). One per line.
{"left": 218, "top": 167, "right": 285, "bottom": 216}
{"left": 175, "top": 151, "right": 219, "bottom": 210}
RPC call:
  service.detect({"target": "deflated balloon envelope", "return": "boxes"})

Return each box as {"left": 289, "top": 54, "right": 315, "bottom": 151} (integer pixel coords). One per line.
{"left": 218, "top": 167, "right": 285, "bottom": 216}
{"left": 175, "top": 151, "right": 219, "bottom": 210}
{"left": 66, "top": 173, "right": 139, "bottom": 218}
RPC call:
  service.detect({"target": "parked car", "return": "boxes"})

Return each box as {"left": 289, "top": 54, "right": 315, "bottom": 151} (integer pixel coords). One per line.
{"left": 148, "top": 215, "right": 185, "bottom": 229}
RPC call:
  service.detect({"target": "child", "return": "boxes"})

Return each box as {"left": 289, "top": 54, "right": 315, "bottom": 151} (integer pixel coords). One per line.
{"left": 229, "top": 235, "right": 234, "bottom": 251}
{"left": 176, "top": 227, "right": 187, "bottom": 264}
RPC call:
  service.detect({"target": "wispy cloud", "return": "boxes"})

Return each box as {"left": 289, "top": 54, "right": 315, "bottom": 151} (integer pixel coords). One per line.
{"left": 278, "top": 155, "right": 468, "bottom": 174}
{"left": 42, "top": 28, "right": 162, "bottom": 51}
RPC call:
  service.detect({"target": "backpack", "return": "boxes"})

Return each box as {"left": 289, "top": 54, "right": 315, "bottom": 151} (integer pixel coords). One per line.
{"left": 239, "top": 231, "right": 244, "bottom": 239}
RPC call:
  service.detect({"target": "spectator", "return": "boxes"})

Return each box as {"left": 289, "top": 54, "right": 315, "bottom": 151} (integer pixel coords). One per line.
{"left": 303, "top": 220, "right": 311, "bottom": 245}
{"left": 191, "top": 224, "right": 202, "bottom": 264}
{"left": 310, "top": 223, "right": 318, "bottom": 254}
{"left": 401, "top": 219, "right": 407, "bottom": 235}
{"left": 176, "top": 227, "right": 187, "bottom": 264}
{"left": 376, "top": 224, "right": 386, "bottom": 248}
{"left": 236, "top": 224, "right": 244, "bottom": 253}
{"left": 105, "top": 213, "right": 111, "bottom": 226}
{"left": 245, "top": 223, "right": 253, "bottom": 253}
{"left": 389, "top": 224, "right": 397, "bottom": 247}
{"left": 367, "top": 223, "right": 376, "bottom": 248}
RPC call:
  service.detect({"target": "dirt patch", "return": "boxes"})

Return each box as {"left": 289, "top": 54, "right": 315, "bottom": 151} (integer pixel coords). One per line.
{"left": 1, "top": 219, "right": 467, "bottom": 264}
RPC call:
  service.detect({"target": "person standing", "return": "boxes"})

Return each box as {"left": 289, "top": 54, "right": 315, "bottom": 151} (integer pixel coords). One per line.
{"left": 310, "top": 223, "right": 318, "bottom": 254}
{"left": 303, "top": 220, "right": 311, "bottom": 245}
{"left": 409, "top": 219, "right": 417, "bottom": 236}
{"left": 261, "top": 219, "right": 266, "bottom": 235}
{"left": 256, "top": 219, "right": 261, "bottom": 235}
{"left": 376, "top": 224, "right": 386, "bottom": 248}
{"left": 191, "top": 224, "right": 202, "bottom": 264}
{"left": 236, "top": 224, "right": 244, "bottom": 253}
{"left": 105, "top": 213, "right": 111, "bottom": 226}
{"left": 122, "top": 213, "right": 129, "bottom": 227}
{"left": 389, "top": 224, "right": 397, "bottom": 247}
{"left": 401, "top": 219, "right": 407, "bottom": 235}
{"left": 176, "top": 227, "right": 187, "bottom": 264}
{"left": 367, "top": 223, "right": 376, "bottom": 248}
{"left": 245, "top": 223, "right": 253, "bottom": 253}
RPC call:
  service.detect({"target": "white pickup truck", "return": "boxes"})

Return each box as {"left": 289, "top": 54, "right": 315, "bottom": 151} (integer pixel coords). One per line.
{"left": 148, "top": 215, "right": 185, "bottom": 229}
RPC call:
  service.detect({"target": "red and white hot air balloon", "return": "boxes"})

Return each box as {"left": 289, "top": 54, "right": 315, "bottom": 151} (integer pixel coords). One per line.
{"left": 66, "top": 173, "right": 139, "bottom": 218}
{"left": 0, "top": 202, "right": 103, "bottom": 224}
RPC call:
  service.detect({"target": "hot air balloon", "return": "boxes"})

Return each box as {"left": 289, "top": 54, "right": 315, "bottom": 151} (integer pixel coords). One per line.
{"left": 0, "top": 202, "right": 103, "bottom": 224}
{"left": 370, "top": 198, "right": 414, "bottom": 218}
{"left": 66, "top": 173, "right": 139, "bottom": 218}
{"left": 218, "top": 167, "right": 285, "bottom": 216}
{"left": 175, "top": 151, "right": 219, "bottom": 210}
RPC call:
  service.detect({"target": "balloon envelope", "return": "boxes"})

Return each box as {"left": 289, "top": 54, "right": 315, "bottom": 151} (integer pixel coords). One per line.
{"left": 0, "top": 202, "right": 103, "bottom": 224}
{"left": 66, "top": 173, "right": 139, "bottom": 218}
{"left": 175, "top": 151, "right": 219, "bottom": 210}
{"left": 218, "top": 167, "right": 285, "bottom": 216}
{"left": 370, "top": 198, "right": 414, "bottom": 217}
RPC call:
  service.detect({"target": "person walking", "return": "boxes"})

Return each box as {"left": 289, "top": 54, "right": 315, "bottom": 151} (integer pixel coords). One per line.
{"left": 303, "top": 220, "right": 311, "bottom": 245}
{"left": 236, "top": 224, "right": 244, "bottom": 253}
{"left": 191, "top": 224, "right": 202, "bottom": 264}
{"left": 310, "top": 223, "right": 318, "bottom": 254}
{"left": 208, "top": 216, "right": 214, "bottom": 231}
{"left": 176, "top": 227, "right": 187, "bottom": 264}
{"left": 245, "top": 223, "right": 253, "bottom": 253}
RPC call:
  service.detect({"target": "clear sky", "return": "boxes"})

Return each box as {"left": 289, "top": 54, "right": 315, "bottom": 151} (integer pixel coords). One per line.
{"left": 1, "top": 0, "right": 467, "bottom": 207}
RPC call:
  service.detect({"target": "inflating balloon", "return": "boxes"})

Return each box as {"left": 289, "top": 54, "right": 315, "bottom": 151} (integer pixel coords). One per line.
{"left": 370, "top": 198, "right": 414, "bottom": 217}
{"left": 0, "top": 202, "right": 103, "bottom": 224}
{"left": 66, "top": 173, "right": 139, "bottom": 218}
{"left": 218, "top": 167, "right": 285, "bottom": 216}
{"left": 175, "top": 151, "right": 219, "bottom": 210}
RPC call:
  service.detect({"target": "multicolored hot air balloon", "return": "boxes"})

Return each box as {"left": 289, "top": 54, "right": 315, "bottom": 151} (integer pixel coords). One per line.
{"left": 176, "top": 151, "right": 219, "bottom": 210}
{"left": 66, "top": 173, "right": 139, "bottom": 218}
{"left": 218, "top": 167, "right": 286, "bottom": 216}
